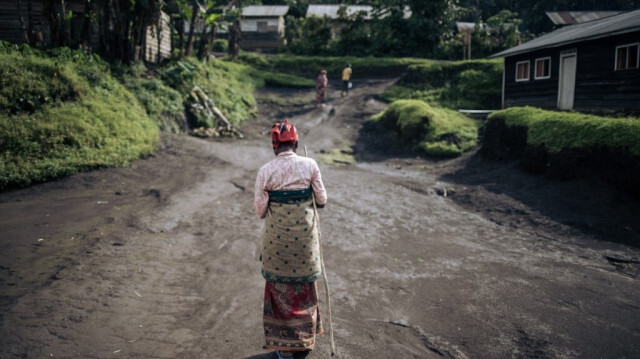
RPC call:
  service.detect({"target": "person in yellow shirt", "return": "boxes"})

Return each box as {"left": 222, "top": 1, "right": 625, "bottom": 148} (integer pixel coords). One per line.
{"left": 341, "top": 64, "right": 352, "bottom": 97}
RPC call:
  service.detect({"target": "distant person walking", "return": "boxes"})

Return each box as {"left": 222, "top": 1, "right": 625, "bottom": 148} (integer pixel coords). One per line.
{"left": 341, "top": 64, "right": 352, "bottom": 97}
{"left": 315, "top": 70, "right": 328, "bottom": 107}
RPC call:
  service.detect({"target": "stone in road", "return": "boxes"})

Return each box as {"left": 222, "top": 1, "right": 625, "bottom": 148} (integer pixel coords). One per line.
{"left": 0, "top": 80, "right": 639, "bottom": 358}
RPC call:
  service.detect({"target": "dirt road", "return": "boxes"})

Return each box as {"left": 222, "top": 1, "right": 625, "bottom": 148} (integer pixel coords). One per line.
{"left": 1, "top": 80, "right": 640, "bottom": 359}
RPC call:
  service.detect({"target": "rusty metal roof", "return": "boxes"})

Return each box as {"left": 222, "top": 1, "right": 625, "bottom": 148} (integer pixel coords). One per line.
{"left": 242, "top": 5, "right": 289, "bottom": 17}
{"left": 546, "top": 11, "right": 625, "bottom": 25}
{"left": 491, "top": 9, "right": 640, "bottom": 58}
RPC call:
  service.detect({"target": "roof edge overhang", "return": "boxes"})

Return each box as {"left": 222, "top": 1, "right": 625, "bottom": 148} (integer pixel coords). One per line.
{"left": 489, "top": 26, "right": 640, "bottom": 59}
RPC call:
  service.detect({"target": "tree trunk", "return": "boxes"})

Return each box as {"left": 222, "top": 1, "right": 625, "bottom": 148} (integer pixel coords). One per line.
{"left": 80, "top": 0, "right": 92, "bottom": 47}
{"left": 197, "top": 24, "right": 209, "bottom": 60}
{"left": 157, "top": 18, "right": 163, "bottom": 63}
{"left": 206, "top": 26, "right": 217, "bottom": 62}
{"left": 185, "top": 4, "right": 198, "bottom": 56}
{"left": 16, "top": 0, "right": 28, "bottom": 43}
{"left": 178, "top": 15, "right": 185, "bottom": 58}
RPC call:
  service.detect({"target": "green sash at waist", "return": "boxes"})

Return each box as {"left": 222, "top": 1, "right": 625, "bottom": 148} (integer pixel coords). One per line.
{"left": 268, "top": 188, "right": 312, "bottom": 204}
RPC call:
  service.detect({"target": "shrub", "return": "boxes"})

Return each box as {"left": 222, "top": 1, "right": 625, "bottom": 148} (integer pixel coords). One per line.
{"left": 382, "top": 59, "right": 503, "bottom": 110}
{"left": 488, "top": 107, "right": 640, "bottom": 155}
{"left": 371, "top": 99, "right": 480, "bottom": 157}
{"left": 159, "top": 58, "right": 259, "bottom": 126}
{"left": 213, "top": 39, "right": 228, "bottom": 52}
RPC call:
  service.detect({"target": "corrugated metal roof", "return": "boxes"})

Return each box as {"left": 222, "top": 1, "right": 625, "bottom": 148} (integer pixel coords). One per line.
{"left": 490, "top": 9, "right": 640, "bottom": 58}
{"left": 242, "top": 5, "right": 289, "bottom": 17}
{"left": 456, "top": 22, "right": 476, "bottom": 32}
{"left": 306, "top": 5, "right": 373, "bottom": 19}
{"left": 546, "top": 11, "right": 625, "bottom": 25}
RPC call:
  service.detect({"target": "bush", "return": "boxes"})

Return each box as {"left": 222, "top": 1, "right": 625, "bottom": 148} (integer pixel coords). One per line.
{"left": 159, "top": 58, "right": 259, "bottom": 126}
{"left": 382, "top": 59, "right": 503, "bottom": 110}
{"left": 487, "top": 107, "right": 640, "bottom": 155}
{"left": 371, "top": 99, "right": 480, "bottom": 157}
{"left": 213, "top": 39, "right": 228, "bottom": 52}
{"left": 114, "top": 63, "right": 185, "bottom": 132}
{"left": 0, "top": 47, "right": 158, "bottom": 190}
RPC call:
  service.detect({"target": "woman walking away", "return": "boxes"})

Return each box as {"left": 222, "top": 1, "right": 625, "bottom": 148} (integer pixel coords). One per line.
{"left": 254, "top": 120, "right": 328, "bottom": 359}
{"left": 315, "top": 70, "right": 328, "bottom": 107}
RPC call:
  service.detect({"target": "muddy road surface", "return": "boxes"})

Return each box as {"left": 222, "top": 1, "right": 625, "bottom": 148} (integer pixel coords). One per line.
{"left": 1, "top": 80, "right": 640, "bottom": 359}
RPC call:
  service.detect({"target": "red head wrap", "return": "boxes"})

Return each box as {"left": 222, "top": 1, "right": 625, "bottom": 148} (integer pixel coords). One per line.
{"left": 271, "top": 120, "right": 298, "bottom": 149}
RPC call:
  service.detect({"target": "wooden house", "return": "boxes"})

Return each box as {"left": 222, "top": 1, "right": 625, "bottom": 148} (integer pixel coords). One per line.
{"left": 490, "top": 9, "right": 640, "bottom": 114}
{"left": 240, "top": 5, "right": 289, "bottom": 52}
{"left": 0, "top": 0, "right": 171, "bottom": 63}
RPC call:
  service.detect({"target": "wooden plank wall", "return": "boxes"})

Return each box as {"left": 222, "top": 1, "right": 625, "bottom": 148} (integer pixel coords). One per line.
{"left": 504, "top": 49, "right": 559, "bottom": 110}
{"left": 144, "top": 12, "right": 172, "bottom": 63}
{"left": 1, "top": 1, "right": 171, "bottom": 64}
{"left": 504, "top": 31, "right": 640, "bottom": 114}
{"left": 573, "top": 32, "right": 640, "bottom": 113}
{"left": 0, "top": 0, "right": 46, "bottom": 44}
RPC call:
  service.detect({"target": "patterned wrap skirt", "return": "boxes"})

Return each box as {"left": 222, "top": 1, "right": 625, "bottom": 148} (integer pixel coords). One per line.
{"left": 264, "top": 281, "right": 323, "bottom": 351}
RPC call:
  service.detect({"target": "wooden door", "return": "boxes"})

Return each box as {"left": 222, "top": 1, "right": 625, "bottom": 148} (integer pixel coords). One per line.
{"left": 558, "top": 50, "right": 577, "bottom": 110}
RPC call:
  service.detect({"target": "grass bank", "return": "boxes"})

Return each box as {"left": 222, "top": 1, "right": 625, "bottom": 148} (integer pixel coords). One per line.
{"left": 238, "top": 53, "right": 429, "bottom": 80}
{"left": 487, "top": 107, "right": 640, "bottom": 155}
{"left": 371, "top": 99, "right": 480, "bottom": 157}
{"left": 0, "top": 43, "right": 159, "bottom": 190}
{"left": 382, "top": 59, "right": 503, "bottom": 110}
{"left": 482, "top": 107, "right": 640, "bottom": 196}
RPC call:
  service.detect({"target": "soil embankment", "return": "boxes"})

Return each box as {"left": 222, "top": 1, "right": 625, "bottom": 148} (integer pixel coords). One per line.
{"left": 1, "top": 80, "right": 640, "bottom": 358}
{"left": 481, "top": 117, "right": 640, "bottom": 198}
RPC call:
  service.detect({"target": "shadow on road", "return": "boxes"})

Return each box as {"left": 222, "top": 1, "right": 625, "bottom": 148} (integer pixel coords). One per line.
{"left": 440, "top": 153, "right": 640, "bottom": 249}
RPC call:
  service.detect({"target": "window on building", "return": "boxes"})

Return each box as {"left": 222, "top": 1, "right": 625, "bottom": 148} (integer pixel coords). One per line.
{"left": 535, "top": 57, "right": 551, "bottom": 79}
{"left": 516, "top": 61, "right": 530, "bottom": 81}
{"left": 616, "top": 43, "right": 639, "bottom": 70}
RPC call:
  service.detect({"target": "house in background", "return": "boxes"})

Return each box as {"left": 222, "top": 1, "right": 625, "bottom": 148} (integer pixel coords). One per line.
{"left": 490, "top": 9, "right": 640, "bottom": 114}
{"left": 240, "top": 5, "right": 289, "bottom": 52}
{"left": 0, "top": 0, "right": 171, "bottom": 63}
{"left": 545, "top": 11, "right": 625, "bottom": 27}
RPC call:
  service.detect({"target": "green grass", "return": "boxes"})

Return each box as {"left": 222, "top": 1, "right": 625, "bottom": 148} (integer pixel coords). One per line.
{"left": 238, "top": 53, "right": 430, "bottom": 79}
{"left": 258, "top": 71, "right": 316, "bottom": 88}
{"left": 0, "top": 44, "right": 158, "bottom": 190}
{"left": 382, "top": 59, "right": 503, "bottom": 110}
{"left": 114, "top": 62, "right": 185, "bottom": 133}
{"left": 159, "top": 58, "right": 259, "bottom": 128}
{"left": 371, "top": 99, "right": 480, "bottom": 157}
{"left": 488, "top": 107, "right": 640, "bottom": 155}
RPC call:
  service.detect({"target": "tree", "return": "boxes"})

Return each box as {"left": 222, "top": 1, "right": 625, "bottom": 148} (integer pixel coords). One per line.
{"left": 406, "top": 0, "right": 457, "bottom": 58}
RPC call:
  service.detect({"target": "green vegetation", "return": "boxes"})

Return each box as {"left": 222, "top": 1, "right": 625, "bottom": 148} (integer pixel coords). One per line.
{"left": 115, "top": 63, "right": 185, "bottom": 133}
{"left": 0, "top": 46, "right": 158, "bottom": 189}
{"left": 159, "top": 58, "right": 259, "bottom": 128}
{"left": 488, "top": 107, "right": 640, "bottom": 155}
{"left": 319, "top": 148, "right": 357, "bottom": 166}
{"left": 238, "top": 53, "right": 428, "bottom": 79}
{"left": 382, "top": 59, "right": 503, "bottom": 110}
{"left": 259, "top": 72, "right": 316, "bottom": 88}
{"left": 371, "top": 100, "right": 480, "bottom": 157}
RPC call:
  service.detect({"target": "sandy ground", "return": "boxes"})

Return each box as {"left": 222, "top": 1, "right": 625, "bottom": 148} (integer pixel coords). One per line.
{"left": 1, "top": 80, "right": 640, "bottom": 359}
